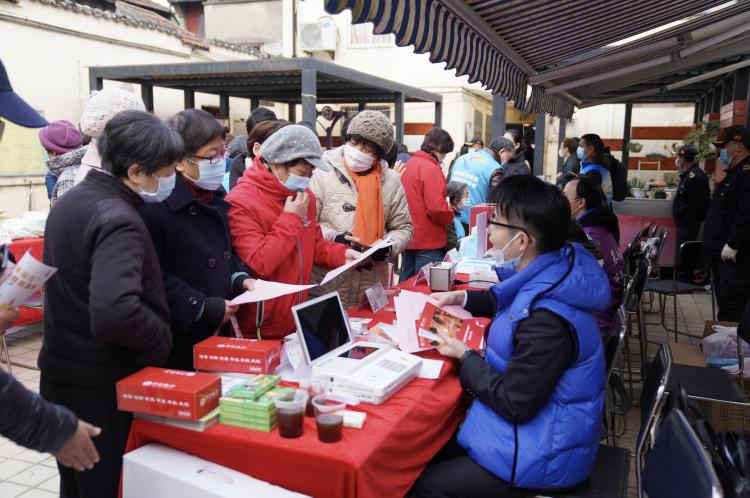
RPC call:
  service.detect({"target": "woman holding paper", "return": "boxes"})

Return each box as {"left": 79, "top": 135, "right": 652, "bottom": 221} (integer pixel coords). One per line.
{"left": 227, "top": 125, "right": 359, "bottom": 339}
{"left": 309, "top": 111, "right": 413, "bottom": 309}
{"left": 139, "top": 109, "right": 255, "bottom": 370}
{"left": 413, "top": 176, "right": 609, "bottom": 498}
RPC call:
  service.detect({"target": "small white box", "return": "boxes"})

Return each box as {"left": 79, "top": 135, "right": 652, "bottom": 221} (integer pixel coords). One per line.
{"left": 123, "top": 443, "right": 309, "bottom": 498}
{"left": 428, "top": 262, "right": 457, "bottom": 292}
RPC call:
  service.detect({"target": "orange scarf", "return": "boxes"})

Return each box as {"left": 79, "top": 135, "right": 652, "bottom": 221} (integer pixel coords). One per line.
{"left": 344, "top": 161, "right": 385, "bottom": 245}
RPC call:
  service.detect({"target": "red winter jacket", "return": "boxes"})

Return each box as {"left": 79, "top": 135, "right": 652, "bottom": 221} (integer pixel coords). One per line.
{"left": 227, "top": 158, "right": 349, "bottom": 339}
{"left": 400, "top": 150, "right": 454, "bottom": 250}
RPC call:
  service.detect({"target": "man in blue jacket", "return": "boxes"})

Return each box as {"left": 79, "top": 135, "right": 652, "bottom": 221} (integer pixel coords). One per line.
{"left": 414, "top": 175, "right": 610, "bottom": 497}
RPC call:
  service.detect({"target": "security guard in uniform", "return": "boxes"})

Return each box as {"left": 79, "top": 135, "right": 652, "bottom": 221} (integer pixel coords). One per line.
{"left": 673, "top": 144, "right": 710, "bottom": 248}
{"left": 703, "top": 126, "right": 750, "bottom": 321}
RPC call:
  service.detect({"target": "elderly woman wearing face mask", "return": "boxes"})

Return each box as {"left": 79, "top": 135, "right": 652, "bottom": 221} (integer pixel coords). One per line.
{"left": 309, "top": 111, "right": 413, "bottom": 309}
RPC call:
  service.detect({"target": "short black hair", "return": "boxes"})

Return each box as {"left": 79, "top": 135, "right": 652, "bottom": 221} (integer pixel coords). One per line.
{"left": 447, "top": 181, "right": 468, "bottom": 207}
{"left": 98, "top": 110, "right": 185, "bottom": 178}
{"left": 246, "top": 107, "right": 277, "bottom": 133}
{"left": 167, "top": 109, "right": 224, "bottom": 154}
{"left": 421, "top": 127, "right": 455, "bottom": 155}
{"left": 562, "top": 137, "right": 577, "bottom": 154}
{"left": 571, "top": 175, "right": 606, "bottom": 211}
{"left": 398, "top": 143, "right": 408, "bottom": 154}
{"left": 488, "top": 175, "right": 570, "bottom": 254}
{"left": 385, "top": 143, "right": 398, "bottom": 167}
{"left": 677, "top": 144, "right": 697, "bottom": 162}
{"left": 579, "top": 133, "right": 609, "bottom": 169}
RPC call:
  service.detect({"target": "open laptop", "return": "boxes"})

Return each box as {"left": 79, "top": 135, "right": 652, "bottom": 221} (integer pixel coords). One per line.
{"left": 291, "top": 292, "right": 422, "bottom": 404}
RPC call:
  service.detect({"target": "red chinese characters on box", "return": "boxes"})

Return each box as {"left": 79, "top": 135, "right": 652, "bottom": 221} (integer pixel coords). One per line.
{"left": 193, "top": 337, "right": 283, "bottom": 375}
{"left": 470, "top": 203, "right": 495, "bottom": 250}
{"left": 116, "top": 368, "right": 221, "bottom": 421}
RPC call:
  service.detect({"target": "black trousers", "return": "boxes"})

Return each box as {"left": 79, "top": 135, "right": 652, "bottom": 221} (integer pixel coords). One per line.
{"left": 675, "top": 222, "right": 700, "bottom": 252}
{"left": 675, "top": 222, "right": 705, "bottom": 283}
{"left": 40, "top": 374, "right": 132, "bottom": 498}
{"left": 411, "top": 438, "right": 571, "bottom": 498}
{"left": 712, "top": 257, "right": 750, "bottom": 322}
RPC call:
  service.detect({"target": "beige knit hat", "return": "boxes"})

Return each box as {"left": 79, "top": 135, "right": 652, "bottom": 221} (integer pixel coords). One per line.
{"left": 346, "top": 110, "right": 394, "bottom": 154}
{"left": 79, "top": 88, "right": 146, "bottom": 138}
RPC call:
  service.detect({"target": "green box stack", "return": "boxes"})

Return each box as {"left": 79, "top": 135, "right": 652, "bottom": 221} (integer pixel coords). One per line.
{"left": 219, "top": 375, "right": 290, "bottom": 432}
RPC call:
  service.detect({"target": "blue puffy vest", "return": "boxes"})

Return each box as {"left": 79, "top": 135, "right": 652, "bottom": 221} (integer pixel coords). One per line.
{"left": 457, "top": 243, "right": 609, "bottom": 489}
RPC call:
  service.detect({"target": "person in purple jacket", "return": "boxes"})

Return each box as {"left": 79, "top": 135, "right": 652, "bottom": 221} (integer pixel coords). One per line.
{"left": 562, "top": 175, "right": 624, "bottom": 336}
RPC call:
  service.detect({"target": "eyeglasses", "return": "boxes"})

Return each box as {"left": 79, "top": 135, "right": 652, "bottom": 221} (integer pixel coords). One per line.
{"left": 487, "top": 217, "right": 528, "bottom": 235}
{"left": 188, "top": 152, "right": 225, "bottom": 166}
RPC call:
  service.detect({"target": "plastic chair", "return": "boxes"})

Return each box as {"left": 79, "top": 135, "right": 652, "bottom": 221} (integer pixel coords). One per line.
{"left": 645, "top": 241, "right": 715, "bottom": 341}
{"left": 642, "top": 409, "right": 723, "bottom": 498}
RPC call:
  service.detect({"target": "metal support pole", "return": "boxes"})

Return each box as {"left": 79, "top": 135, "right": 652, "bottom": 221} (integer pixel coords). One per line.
{"left": 711, "top": 86, "right": 722, "bottom": 114}
{"left": 693, "top": 99, "right": 701, "bottom": 124}
{"left": 746, "top": 73, "right": 750, "bottom": 128}
{"left": 622, "top": 102, "right": 633, "bottom": 169}
{"left": 491, "top": 94, "right": 506, "bottom": 140}
{"left": 288, "top": 103, "right": 297, "bottom": 123}
{"left": 89, "top": 74, "right": 103, "bottom": 93}
{"left": 250, "top": 97, "right": 259, "bottom": 111}
{"left": 301, "top": 68, "right": 317, "bottom": 125}
{"left": 394, "top": 92, "right": 405, "bottom": 146}
{"left": 141, "top": 84, "right": 154, "bottom": 112}
{"left": 184, "top": 89, "right": 195, "bottom": 109}
{"left": 434, "top": 101, "right": 442, "bottom": 127}
{"left": 533, "top": 113, "right": 545, "bottom": 177}
{"left": 358, "top": 102, "right": 366, "bottom": 112}
{"left": 557, "top": 118, "right": 567, "bottom": 172}
{"left": 219, "top": 94, "right": 230, "bottom": 119}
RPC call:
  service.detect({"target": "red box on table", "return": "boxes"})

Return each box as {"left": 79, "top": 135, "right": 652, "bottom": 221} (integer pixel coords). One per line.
{"left": 470, "top": 203, "right": 495, "bottom": 250}
{"left": 116, "top": 367, "right": 221, "bottom": 421}
{"left": 193, "top": 336, "right": 283, "bottom": 374}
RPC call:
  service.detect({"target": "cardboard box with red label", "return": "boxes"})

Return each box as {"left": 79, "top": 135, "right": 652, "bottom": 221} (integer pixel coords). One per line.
{"left": 193, "top": 337, "right": 283, "bottom": 375}
{"left": 116, "top": 368, "right": 221, "bottom": 421}
{"left": 470, "top": 203, "right": 495, "bottom": 250}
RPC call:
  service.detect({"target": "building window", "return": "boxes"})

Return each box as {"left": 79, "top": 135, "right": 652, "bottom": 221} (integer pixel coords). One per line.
{"left": 349, "top": 23, "right": 392, "bottom": 47}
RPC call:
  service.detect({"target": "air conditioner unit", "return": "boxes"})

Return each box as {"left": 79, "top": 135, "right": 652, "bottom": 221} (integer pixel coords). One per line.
{"left": 299, "top": 20, "right": 338, "bottom": 52}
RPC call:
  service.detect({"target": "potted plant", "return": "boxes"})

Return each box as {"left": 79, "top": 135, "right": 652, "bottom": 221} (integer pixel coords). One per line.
{"left": 684, "top": 120, "right": 721, "bottom": 161}
{"left": 629, "top": 178, "right": 647, "bottom": 198}
{"left": 627, "top": 141, "right": 643, "bottom": 153}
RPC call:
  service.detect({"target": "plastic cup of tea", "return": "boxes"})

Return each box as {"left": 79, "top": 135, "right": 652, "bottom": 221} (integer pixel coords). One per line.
{"left": 311, "top": 394, "right": 346, "bottom": 443}
{"left": 273, "top": 389, "right": 308, "bottom": 439}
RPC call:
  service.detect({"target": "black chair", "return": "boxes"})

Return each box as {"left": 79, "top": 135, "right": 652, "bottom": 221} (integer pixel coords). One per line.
{"left": 636, "top": 343, "right": 673, "bottom": 498}
{"left": 604, "top": 306, "right": 629, "bottom": 442}
{"left": 542, "top": 342, "right": 672, "bottom": 498}
{"left": 642, "top": 409, "right": 723, "bottom": 498}
{"left": 645, "top": 241, "right": 715, "bottom": 341}
{"left": 624, "top": 256, "right": 652, "bottom": 399}
{"left": 623, "top": 222, "right": 653, "bottom": 281}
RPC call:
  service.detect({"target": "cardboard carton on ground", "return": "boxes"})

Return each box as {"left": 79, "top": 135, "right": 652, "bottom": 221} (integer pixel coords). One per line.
{"left": 123, "top": 443, "right": 309, "bottom": 498}
{"left": 670, "top": 320, "right": 749, "bottom": 432}
{"left": 117, "top": 368, "right": 221, "bottom": 421}
{"left": 194, "top": 337, "right": 283, "bottom": 374}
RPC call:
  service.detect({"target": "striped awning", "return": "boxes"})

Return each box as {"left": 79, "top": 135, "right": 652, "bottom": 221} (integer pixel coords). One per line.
{"left": 324, "top": 0, "right": 735, "bottom": 119}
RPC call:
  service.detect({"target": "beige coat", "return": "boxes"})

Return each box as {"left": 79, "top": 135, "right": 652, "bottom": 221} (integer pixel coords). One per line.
{"left": 309, "top": 146, "right": 413, "bottom": 308}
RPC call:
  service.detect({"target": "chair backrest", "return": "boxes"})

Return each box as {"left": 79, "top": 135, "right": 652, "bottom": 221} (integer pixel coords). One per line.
{"left": 624, "top": 223, "right": 653, "bottom": 278}
{"left": 604, "top": 305, "right": 628, "bottom": 382}
{"left": 652, "top": 226, "right": 669, "bottom": 262}
{"left": 625, "top": 257, "right": 651, "bottom": 313}
{"left": 642, "top": 409, "right": 723, "bottom": 498}
{"left": 636, "top": 343, "right": 673, "bottom": 498}
{"left": 673, "top": 240, "right": 707, "bottom": 289}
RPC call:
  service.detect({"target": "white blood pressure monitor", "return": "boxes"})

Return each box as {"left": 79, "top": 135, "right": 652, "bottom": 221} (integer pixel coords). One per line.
{"left": 291, "top": 292, "right": 422, "bottom": 404}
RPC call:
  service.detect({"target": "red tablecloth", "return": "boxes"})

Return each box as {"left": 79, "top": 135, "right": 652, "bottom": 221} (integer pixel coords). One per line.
{"left": 125, "top": 276, "right": 474, "bottom": 498}
{"left": 8, "top": 237, "right": 44, "bottom": 326}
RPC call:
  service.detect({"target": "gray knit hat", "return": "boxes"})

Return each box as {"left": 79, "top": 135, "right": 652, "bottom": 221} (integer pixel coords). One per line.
{"left": 260, "top": 124, "right": 329, "bottom": 171}
{"left": 346, "top": 110, "right": 394, "bottom": 154}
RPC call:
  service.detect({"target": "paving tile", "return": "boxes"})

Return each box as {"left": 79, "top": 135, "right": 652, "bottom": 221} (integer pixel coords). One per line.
{"left": 0, "top": 481, "right": 29, "bottom": 498}
{"left": 0, "top": 459, "right": 34, "bottom": 480}
{"left": 14, "top": 449, "right": 49, "bottom": 464}
{"left": 0, "top": 441, "right": 27, "bottom": 459}
{"left": 40, "top": 457, "right": 58, "bottom": 469}
{"left": 7, "top": 464, "right": 59, "bottom": 487}
{"left": 38, "top": 474, "right": 60, "bottom": 492}
{"left": 18, "top": 488, "right": 58, "bottom": 498}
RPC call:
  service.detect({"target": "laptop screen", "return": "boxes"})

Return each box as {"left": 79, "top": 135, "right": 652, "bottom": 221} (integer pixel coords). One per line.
{"left": 294, "top": 293, "right": 352, "bottom": 363}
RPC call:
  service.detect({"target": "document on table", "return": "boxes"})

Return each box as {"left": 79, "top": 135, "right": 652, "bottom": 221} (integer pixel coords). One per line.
{"left": 417, "top": 359, "right": 445, "bottom": 380}
{"left": 394, "top": 290, "right": 434, "bottom": 354}
{"left": 229, "top": 279, "right": 316, "bottom": 306}
{"left": 0, "top": 251, "right": 56, "bottom": 307}
{"left": 320, "top": 238, "right": 395, "bottom": 285}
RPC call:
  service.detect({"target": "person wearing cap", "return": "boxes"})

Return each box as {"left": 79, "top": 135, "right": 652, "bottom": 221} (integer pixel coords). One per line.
{"left": 672, "top": 144, "right": 710, "bottom": 254}
{"left": 0, "top": 58, "right": 103, "bottom": 487}
{"left": 703, "top": 126, "right": 750, "bottom": 321}
{"left": 449, "top": 136, "right": 514, "bottom": 234}
{"left": 227, "top": 124, "right": 359, "bottom": 338}
{"left": 399, "top": 127, "right": 456, "bottom": 280}
{"left": 309, "top": 110, "right": 413, "bottom": 309}
{"left": 469, "top": 136, "right": 484, "bottom": 152}
{"left": 52, "top": 87, "right": 146, "bottom": 202}
{"left": 38, "top": 120, "right": 83, "bottom": 199}
{"left": 228, "top": 106, "right": 277, "bottom": 190}
{"left": 139, "top": 109, "right": 256, "bottom": 370}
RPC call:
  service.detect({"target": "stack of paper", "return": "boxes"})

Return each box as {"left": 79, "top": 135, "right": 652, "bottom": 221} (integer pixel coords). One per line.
{"left": 393, "top": 290, "right": 435, "bottom": 353}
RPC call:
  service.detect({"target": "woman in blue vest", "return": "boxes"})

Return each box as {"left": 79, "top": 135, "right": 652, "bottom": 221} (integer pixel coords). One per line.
{"left": 577, "top": 133, "right": 613, "bottom": 202}
{"left": 413, "top": 175, "right": 610, "bottom": 497}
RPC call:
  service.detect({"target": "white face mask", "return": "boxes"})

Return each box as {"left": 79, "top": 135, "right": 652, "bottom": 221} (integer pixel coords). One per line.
{"left": 558, "top": 149, "right": 565, "bottom": 159}
{"left": 494, "top": 232, "right": 524, "bottom": 270}
{"left": 343, "top": 144, "right": 376, "bottom": 172}
{"left": 139, "top": 172, "right": 176, "bottom": 203}
{"left": 185, "top": 157, "right": 226, "bottom": 191}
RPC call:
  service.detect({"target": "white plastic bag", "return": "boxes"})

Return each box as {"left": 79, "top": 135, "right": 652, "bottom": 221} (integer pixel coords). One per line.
{"left": 702, "top": 326, "right": 750, "bottom": 362}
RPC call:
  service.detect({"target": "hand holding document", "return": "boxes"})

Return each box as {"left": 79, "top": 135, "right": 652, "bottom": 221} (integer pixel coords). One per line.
{"left": 0, "top": 251, "right": 56, "bottom": 308}
{"left": 320, "top": 238, "right": 395, "bottom": 285}
{"left": 230, "top": 280, "right": 316, "bottom": 306}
